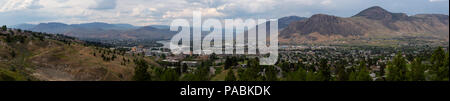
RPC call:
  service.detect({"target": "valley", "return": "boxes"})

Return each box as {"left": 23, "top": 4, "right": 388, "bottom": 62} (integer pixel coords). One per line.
{"left": 1, "top": 6, "right": 448, "bottom": 81}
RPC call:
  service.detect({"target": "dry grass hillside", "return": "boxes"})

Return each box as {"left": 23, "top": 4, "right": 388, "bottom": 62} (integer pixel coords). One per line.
{"left": 0, "top": 28, "right": 157, "bottom": 81}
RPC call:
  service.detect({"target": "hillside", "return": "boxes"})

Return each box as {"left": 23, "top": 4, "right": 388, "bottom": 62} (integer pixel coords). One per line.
{"left": 279, "top": 6, "right": 449, "bottom": 45}
{"left": 0, "top": 28, "right": 159, "bottom": 81}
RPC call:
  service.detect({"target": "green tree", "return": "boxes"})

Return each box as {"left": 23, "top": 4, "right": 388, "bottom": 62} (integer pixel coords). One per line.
{"left": 445, "top": 51, "right": 449, "bottom": 69}
{"left": 408, "top": 58, "right": 425, "bottom": 81}
{"left": 357, "top": 61, "right": 372, "bottom": 81}
{"left": 442, "top": 51, "right": 449, "bottom": 81}
{"left": 225, "top": 70, "right": 236, "bottom": 81}
{"left": 319, "top": 59, "right": 331, "bottom": 81}
{"left": 386, "top": 53, "right": 407, "bottom": 81}
{"left": 348, "top": 61, "right": 372, "bottom": 81}
{"left": 306, "top": 71, "right": 326, "bottom": 81}
{"left": 1, "top": 25, "right": 6, "bottom": 31}
{"left": 224, "top": 57, "right": 236, "bottom": 69}
{"left": 238, "top": 67, "right": 260, "bottom": 81}
{"left": 286, "top": 67, "right": 307, "bottom": 81}
{"left": 238, "top": 58, "right": 262, "bottom": 81}
{"left": 264, "top": 66, "right": 278, "bottom": 81}
{"left": 336, "top": 63, "right": 349, "bottom": 81}
{"left": 160, "top": 69, "right": 179, "bottom": 81}
{"left": 5, "top": 34, "right": 12, "bottom": 43}
{"left": 111, "top": 54, "right": 116, "bottom": 61}
{"left": 182, "top": 66, "right": 210, "bottom": 81}
{"left": 431, "top": 47, "right": 449, "bottom": 81}
{"left": 210, "top": 53, "right": 217, "bottom": 60}
{"left": 161, "top": 54, "right": 166, "bottom": 59}
{"left": 132, "top": 59, "right": 151, "bottom": 81}
{"left": 431, "top": 47, "right": 445, "bottom": 73}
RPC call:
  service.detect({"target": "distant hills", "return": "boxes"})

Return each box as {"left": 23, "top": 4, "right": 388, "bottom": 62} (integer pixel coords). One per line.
{"left": 70, "top": 22, "right": 138, "bottom": 30}
{"left": 13, "top": 22, "right": 139, "bottom": 31}
{"left": 12, "top": 22, "right": 175, "bottom": 40}
{"left": 11, "top": 16, "right": 307, "bottom": 41}
{"left": 280, "top": 6, "right": 449, "bottom": 44}
{"left": 9, "top": 6, "right": 449, "bottom": 45}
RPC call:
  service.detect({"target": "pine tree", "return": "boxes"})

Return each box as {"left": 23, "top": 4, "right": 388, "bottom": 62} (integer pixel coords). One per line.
{"left": 225, "top": 70, "right": 236, "bottom": 81}
{"left": 286, "top": 67, "right": 307, "bottom": 81}
{"left": 132, "top": 59, "right": 151, "bottom": 81}
{"left": 264, "top": 66, "right": 278, "bottom": 81}
{"left": 182, "top": 63, "right": 188, "bottom": 73}
{"left": 1, "top": 25, "right": 6, "bottom": 31}
{"left": 442, "top": 51, "right": 449, "bottom": 81}
{"left": 319, "top": 59, "right": 331, "bottom": 81}
{"left": 431, "top": 47, "right": 449, "bottom": 81}
{"left": 111, "top": 55, "right": 116, "bottom": 61}
{"left": 336, "top": 63, "right": 349, "bottom": 81}
{"left": 160, "top": 69, "right": 179, "bottom": 81}
{"left": 386, "top": 53, "right": 407, "bottom": 81}
{"left": 408, "top": 58, "right": 425, "bottom": 81}
{"left": 224, "top": 57, "right": 231, "bottom": 69}
{"left": 358, "top": 61, "right": 372, "bottom": 81}
{"left": 431, "top": 47, "right": 445, "bottom": 74}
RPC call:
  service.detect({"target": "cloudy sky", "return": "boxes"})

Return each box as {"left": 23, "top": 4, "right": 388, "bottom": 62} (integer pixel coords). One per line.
{"left": 0, "top": 0, "right": 448, "bottom": 26}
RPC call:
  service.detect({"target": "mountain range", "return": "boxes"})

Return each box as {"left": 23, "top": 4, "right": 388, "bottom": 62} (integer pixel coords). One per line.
{"left": 11, "top": 15, "right": 306, "bottom": 41}
{"left": 279, "top": 6, "right": 449, "bottom": 44}
{"left": 10, "top": 6, "right": 449, "bottom": 45}
{"left": 12, "top": 22, "right": 175, "bottom": 40}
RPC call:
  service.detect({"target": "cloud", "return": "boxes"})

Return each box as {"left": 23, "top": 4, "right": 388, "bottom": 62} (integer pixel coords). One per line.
{"left": 130, "top": 5, "right": 158, "bottom": 17}
{"left": 215, "top": 0, "right": 278, "bottom": 14}
{"left": 429, "top": 0, "right": 448, "bottom": 2}
{"left": 163, "top": 8, "right": 225, "bottom": 18}
{"left": 89, "top": 0, "right": 117, "bottom": 10}
{"left": 0, "top": 0, "right": 448, "bottom": 26}
{"left": 320, "top": 0, "right": 333, "bottom": 6}
{"left": 0, "top": 0, "right": 43, "bottom": 12}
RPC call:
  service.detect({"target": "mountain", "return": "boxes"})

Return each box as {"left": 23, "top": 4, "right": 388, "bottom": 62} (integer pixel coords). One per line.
{"left": 277, "top": 16, "right": 307, "bottom": 29}
{"left": 148, "top": 25, "right": 170, "bottom": 29}
{"left": 281, "top": 14, "right": 365, "bottom": 37}
{"left": 118, "top": 26, "right": 177, "bottom": 40}
{"left": 16, "top": 22, "right": 175, "bottom": 40}
{"left": 14, "top": 15, "right": 305, "bottom": 41}
{"left": 31, "top": 22, "right": 74, "bottom": 34}
{"left": 71, "top": 22, "right": 138, "bottom": 30}
{"left": 353, "top": 6, "right": 408, "bottom": 21}
{"left": 30, "top": 22, "right": 138, "bottom": 32}
{"left": 280, "top": 6, "right": 449, "bottom": 44}
{"left": 10, "top": 23, "right": 36, "bottom": 30}
{"left": 61, "top": 25, "right": 176, "bottom": 40}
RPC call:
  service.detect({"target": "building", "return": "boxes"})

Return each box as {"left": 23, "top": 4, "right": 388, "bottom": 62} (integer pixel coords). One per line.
{"left": 181, "top": 61, "right": 199, "bottom": 67}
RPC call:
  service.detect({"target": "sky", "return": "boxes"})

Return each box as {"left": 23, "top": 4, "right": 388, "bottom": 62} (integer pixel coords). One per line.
{"left": 0, "top": 0, "right": 448, "bottom": 26}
